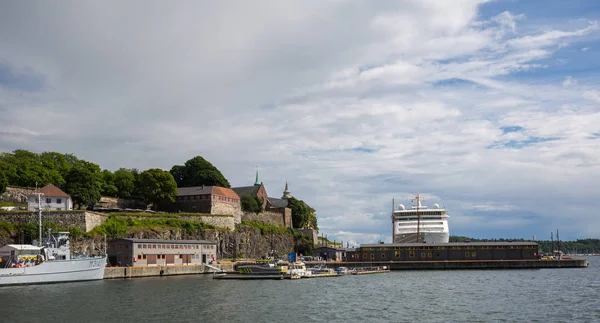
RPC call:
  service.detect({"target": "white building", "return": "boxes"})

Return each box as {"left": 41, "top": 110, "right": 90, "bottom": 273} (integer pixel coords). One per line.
{"left": 27, "top": 184, "right": 73, "bottom": 211}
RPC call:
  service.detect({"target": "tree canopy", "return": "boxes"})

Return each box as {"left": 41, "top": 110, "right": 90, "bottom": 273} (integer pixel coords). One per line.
{"left": 241, "top": 194, "right": 263, "bottom": 213}
{"left": 64, "top": 161, "right": 103, "bottom": 209}
{"left": 287, "top": 197, "right": 318, "bottom": 230}
{"left": 138, "top": 168, "right": 178, "bottom": 209}
{"left": 0, "top": 172, "right": 7, "bottom": 194}
{"left": 170, "top": 156, "right": 230, "bottom": 188}
{"left": 113, "top": 168, "right": 136, "bottom": 198}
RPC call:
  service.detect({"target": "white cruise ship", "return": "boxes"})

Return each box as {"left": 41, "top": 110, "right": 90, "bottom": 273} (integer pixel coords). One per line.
{"left": 392, "top": 194, "right": 449, "bottom": 244}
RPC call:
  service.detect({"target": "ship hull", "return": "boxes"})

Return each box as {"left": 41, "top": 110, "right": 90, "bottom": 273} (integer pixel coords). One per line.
{"left": 0, "top": 256, "right": 106, "bottom": 286}
{"left": 394, "top": 232, "right": 449, "bottom": 244}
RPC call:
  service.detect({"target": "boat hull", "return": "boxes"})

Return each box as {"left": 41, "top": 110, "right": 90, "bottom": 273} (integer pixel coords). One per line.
{"left": 0, "top": 256, "right": 106, "bottom": 286}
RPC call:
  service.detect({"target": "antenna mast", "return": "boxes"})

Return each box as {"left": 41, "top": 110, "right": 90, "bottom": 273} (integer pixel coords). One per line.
{"left": 412, "top": 194, "right": 424, "bottom": 243}
{"left": 392, "top": 198, "right": 395, "bottom": 244}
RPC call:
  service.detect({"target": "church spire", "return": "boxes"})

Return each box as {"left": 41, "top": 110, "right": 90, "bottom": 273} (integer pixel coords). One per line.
{"left": 282, "top": 179, "right": 292, "bottom": 199}
{"left": 254, "top": 166, "right": 260, "bottom": 186}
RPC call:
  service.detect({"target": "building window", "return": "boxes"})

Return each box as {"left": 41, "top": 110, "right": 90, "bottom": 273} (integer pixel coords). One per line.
{"left": 57, "top": 198, "right": 62, "bottom": 204}
{"left": 381, "top": 253, "right": 386, "bottom": 259}
{"left": 142, "top": 255, "right": 147, "bottom": 260}
{"left": 46, "top": 198, "right": 52, "bottom": 204}
{"left": 152, "top": 244, "right": 156, "bottom": 249}
{"left": 125, "top": 244, "right": 129, "bottom": 249}
{"left": 142, "top": 244, "right": 147, "bottom": 248}
{"left": 138, "top": 244, "right": 142, "bottom": 248}
{"left": 57, "top": 208, "right": 61, "bottom": 211}
{"left": 137, "top": 254, "right": 142, "bottom": 260}
{"left": 409, "top": 251, "right": 415, "bottom": 258}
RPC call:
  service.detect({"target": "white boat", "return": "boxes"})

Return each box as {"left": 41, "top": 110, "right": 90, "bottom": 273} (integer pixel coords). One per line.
{"left": 0, "top": 191, "right": 106, "bottom": 286}
{"left": 392, "top": 194, "right": 450, "bottom": 244}
{"left": 287, "top": 262, "right": 310, "bottom": 279}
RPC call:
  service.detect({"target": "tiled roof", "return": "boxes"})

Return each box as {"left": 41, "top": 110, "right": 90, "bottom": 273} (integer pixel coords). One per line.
{"left": 231, "top": 185, "right": 259, "bottom": 197}
{"left": 267, "top": 197, "right": 288, "bottom": 208}
{"left": 212, "top": 186, "right": 240, "bottom": 199}
{"left": 178, "top": 186, "right": 213, "bottom": 196}
{"left": 33, "top": 184, "right": 70, "bottom": 197}
{"left": 177, "top": 185, "right": 240, "bottom": 199}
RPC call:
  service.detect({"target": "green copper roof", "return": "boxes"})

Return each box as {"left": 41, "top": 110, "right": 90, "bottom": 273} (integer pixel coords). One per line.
{"left": 254, "top": 167, "right": 260, "bottom": 186}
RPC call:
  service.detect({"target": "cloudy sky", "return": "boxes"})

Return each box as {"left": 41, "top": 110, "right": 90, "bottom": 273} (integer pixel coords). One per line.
{"left": 2, "top": 1, "right": 600, "bottom": 244}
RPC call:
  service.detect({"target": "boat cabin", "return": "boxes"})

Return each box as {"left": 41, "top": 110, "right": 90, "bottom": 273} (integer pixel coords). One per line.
{"left": 0, "top": 244, "right": 45, "bottom": 268}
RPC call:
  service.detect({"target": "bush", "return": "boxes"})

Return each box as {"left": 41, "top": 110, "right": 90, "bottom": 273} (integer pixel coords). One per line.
{"left": 89, "top": 215, "right": 222, "bottom": 239}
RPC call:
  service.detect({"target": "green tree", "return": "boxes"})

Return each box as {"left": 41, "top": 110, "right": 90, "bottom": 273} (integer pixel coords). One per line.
{"left": 138, "top": 168, "right": 178, "bottom": 210}
{"left": 64, "top": 161, "right": 103, "bottom": 209}
{"left": 39, "top": 151, "right": 74, "bottom": 188}
{"left": 0, "top": 172, "right": 7, "bottom": 194}
{"left": 170, "top": 156, "right": 230, "bottom": 188}
{"left": 287, "top": 197, "right": 318, "bottom": 230}
{"left": 9, "top": 150, "right": 52, "bottom": 187}
{"left": 113, "top": 168, "right": 136, "bottom": 198}
{"left": 241, "top": 194, "right": 263, "bottom": 213}
{"left": 0, "top": 152, "right": 18, "bottom": 185}
{"left": 100, "top": 169, "right": 118, "bottom": 197}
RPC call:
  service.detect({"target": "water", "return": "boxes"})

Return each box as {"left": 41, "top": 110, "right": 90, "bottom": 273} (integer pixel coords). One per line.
{"left": 2, "top": 257, "right": 599, "bottom": 323}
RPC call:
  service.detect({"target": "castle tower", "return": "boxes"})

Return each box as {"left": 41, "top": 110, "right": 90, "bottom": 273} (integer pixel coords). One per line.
{"left": 282, "top": 180, "right": 292, "bottom": 199}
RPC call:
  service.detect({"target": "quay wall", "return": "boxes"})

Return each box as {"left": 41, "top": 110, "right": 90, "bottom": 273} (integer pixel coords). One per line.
{"left": 320, "top": 258, "right": 588, "bottom": 270}
{"left": 104, "top": 263, "right": 231, "bottom": 279}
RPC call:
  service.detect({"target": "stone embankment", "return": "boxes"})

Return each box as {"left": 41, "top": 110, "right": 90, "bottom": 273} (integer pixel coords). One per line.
{"left": 0, "top": 211, "right": 107, "bottom": 232}
{"left": 0, "top": 186, "right": 35, "bottom": 205}
{"left": 242, "top": 210, "right": 292, "bottom": 228}
{"left": 104, "top": 264, "right": 209, "bottom": 279}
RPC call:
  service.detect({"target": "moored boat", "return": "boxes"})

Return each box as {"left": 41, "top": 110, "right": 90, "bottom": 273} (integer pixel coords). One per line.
{"left": 0, "top": 192, "right": 106, "bottom": 286}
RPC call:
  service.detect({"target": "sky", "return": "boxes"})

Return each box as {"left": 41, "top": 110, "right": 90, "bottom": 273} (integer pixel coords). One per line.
{"left": 1, "top": 1, "right": 600, "bottom": 245}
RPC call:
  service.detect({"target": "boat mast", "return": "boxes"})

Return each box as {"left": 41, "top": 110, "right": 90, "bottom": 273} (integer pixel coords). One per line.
{"left": 36, "top": 190, "right": 44, "bottom": 247}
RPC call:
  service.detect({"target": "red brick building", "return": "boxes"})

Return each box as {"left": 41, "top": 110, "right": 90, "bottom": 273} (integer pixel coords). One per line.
{"left": 165, "top": 185, "right": 241, "bottom": 216}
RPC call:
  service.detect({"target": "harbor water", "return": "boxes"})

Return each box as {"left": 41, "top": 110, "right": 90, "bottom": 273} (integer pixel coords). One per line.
{"left": 1, "top": 257, "right": 599, "bottom": 323}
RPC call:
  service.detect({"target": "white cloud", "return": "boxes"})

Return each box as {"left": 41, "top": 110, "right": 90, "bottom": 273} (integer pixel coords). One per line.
{"left": 1, "top": 1, "right": 600, "bottom": 244}
{"left": 562, "top": 76, "right": 578, "bottom": 87}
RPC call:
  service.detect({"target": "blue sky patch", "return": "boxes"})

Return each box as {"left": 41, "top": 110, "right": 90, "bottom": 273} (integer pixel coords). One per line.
{"left": 431, "top": 78, "right": 478, "bottom": 88}
{"left": 501, "top": 125, "right": 524, "bottom": 134}
{"left": 588, "top": 132, "right": 600, "bottom": 139}
{"left": 345, "top": 147, "right": 377, "bottom": 153}
{"left": 487, "top": 136, "right": 561, "bottom": 149}
{"left": 0, "top": 64, "right": 44, "bottom": 92}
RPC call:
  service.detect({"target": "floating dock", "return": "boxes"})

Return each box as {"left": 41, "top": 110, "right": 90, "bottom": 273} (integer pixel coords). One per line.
{"left": 212, "top": 273, "right": 284, "bottom": 280}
